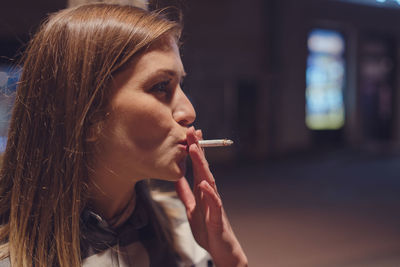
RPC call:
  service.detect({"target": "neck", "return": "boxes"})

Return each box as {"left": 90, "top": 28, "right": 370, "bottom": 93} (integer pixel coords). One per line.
{"left": 88, "top": 166, "right": 138, "bottom": 221}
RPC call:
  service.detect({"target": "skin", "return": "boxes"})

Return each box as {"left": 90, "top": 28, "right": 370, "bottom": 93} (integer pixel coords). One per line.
{"left": 89, "top": 36, "right": 248, "bottom": 267}
{"left": 176, "top": 127, "right": 248, "bottom": 267}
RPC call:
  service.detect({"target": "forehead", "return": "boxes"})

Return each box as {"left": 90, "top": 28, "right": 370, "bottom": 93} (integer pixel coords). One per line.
{"left": 130, "top": 36, "right": 184, "bottom": 77}
{"left": 111, "top": 36, "right": 185, "bottom": 90}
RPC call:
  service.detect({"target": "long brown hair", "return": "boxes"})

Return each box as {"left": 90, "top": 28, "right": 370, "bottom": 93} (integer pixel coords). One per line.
{"left": 0, "top": 4, "right": 181, "bottom": 266}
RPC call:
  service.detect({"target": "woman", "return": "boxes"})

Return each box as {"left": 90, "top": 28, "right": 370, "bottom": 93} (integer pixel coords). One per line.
{"left": 0, "top": 3, "right": 248, "bottom": 267}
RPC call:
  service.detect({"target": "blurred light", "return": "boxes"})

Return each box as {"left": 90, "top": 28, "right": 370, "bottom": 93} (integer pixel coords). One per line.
{"left": 308, "top": 31, "right": 344, "bottom": 54}
{"left": 339, "top": 0, "right": 400, "bottom": 8}
{"left": 375, "top": 0, "right": 400, "bottom": 3}
{"left": 306, "top": 29, "right": 346, "bottom": 130}
{"left": 0, "top": 65, "right": 21, "bottom": 153}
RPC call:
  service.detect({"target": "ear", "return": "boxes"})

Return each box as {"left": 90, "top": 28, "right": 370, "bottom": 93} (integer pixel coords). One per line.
{"left": 85, "top": 112, "right": 110, "bottom": 143}
{"left": 86, "top": 126, "right": 99, "bottom": 142}
{"left": 85, "top": 121, "right": 103, "bottom": 143}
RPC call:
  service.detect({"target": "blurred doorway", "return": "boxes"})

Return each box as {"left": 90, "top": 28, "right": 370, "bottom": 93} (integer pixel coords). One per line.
{"left": 359, "top": 34, "right": 396, "bottom": 141}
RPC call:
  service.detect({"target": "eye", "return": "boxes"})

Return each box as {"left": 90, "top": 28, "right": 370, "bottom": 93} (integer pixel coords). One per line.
{"left": 150, "top": 80, "right": 171, "bottom": 97}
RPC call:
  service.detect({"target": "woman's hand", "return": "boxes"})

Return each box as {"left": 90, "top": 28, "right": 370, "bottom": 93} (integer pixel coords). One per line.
{"left": 175, "top": 126, "right": 248, "bottom": 267}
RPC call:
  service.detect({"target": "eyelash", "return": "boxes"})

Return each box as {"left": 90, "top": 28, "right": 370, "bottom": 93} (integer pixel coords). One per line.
{"left": 150, "top": 80, "right": 171, "bottom": 96}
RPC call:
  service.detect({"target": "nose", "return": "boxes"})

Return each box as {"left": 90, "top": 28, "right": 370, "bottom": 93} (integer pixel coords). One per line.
{"left": 172, "top": 87, "right": 196, "bottom": 126}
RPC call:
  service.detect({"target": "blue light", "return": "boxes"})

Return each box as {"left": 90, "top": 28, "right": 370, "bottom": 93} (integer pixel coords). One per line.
{"left": 306, "top": 29, "right": 346, "bottom": 130}
{"left": 375, "top": 0, "right": 400, "bottom": 4}
{"left": 0, "top": 65, "right": 20, "bottom": 153}
{"left": 340, "top": 0, "right": 400, "bottom": 8}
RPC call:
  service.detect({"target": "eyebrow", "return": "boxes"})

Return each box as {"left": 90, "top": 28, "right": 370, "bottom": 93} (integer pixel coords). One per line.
{"left": 151, "top": 69, "right": 187, "bottom": 79}
{"left": 138, "top": 68, "right": 187, "bottom": 90}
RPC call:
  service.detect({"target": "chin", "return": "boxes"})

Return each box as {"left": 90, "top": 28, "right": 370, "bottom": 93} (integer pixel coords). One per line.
{"left": 150, "top": 157, "right": 187, "bottom": 182}
{"left": 167, "top": 168, "right": 186, "bottom": 181}
{"left": 159, "top": 164, "right": 186, "bottom": 182}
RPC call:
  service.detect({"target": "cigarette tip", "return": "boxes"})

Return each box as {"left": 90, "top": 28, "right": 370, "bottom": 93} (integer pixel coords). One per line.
{"left": 225, "top": 139, "right": 234, "bottom": 146}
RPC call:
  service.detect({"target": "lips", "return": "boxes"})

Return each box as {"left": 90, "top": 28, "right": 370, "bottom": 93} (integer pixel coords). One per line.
{"left": 178, "top": 139, "right": 187, "bottom": 145}
{"left": 177, "top": 139, "right": 188, "bottom": 152}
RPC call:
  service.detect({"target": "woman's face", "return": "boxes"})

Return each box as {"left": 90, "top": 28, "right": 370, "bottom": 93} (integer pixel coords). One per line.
{"left": 96, "top": 36, "right": 195, "bottom": 183}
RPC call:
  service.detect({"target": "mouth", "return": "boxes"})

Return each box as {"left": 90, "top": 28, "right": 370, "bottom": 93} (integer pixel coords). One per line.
{"left": 177, "top": 139, "right": 188, "bottom": 152}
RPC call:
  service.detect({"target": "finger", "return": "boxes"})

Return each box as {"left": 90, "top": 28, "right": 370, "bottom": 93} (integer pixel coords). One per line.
{"left": 186, "top": 127, "right": 217, "bottom": 192}
{"left": 195, "top": 129, "right": 203, "bottom": 140}
{"left": 189, "top": 143, "right": 217, "bottom": 191}
{"left": 186, "top": 126, "right": 198, "bottom": 147}
{"left": 175, "top": 177, "right": 195, "bottom": 214}
{"left": 186, "top": 127, "right": 206, "bottom": 184}
{"left": 196, "top": 183, "right": 208, "bottom": 217}
{"left": 187, "top": 127, "right": 203, "bottom": 153}
{"left": 199, "top": 181, "right": 223, "bottom": 228}
{"left": 195, "top": 129, "right": 205, "bottom": 153}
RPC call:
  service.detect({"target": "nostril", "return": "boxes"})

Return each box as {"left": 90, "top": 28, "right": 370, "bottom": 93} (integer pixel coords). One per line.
{"left": 178, "top": 119, "right": 190, "bottom": 127}
{"left": 173, "top": 108, "right": 196, "bottom": 126}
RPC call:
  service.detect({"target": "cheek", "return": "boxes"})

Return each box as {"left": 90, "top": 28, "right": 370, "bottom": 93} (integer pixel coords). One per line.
{"left": 114, "top": 100, "right": 172, "bottom": 151}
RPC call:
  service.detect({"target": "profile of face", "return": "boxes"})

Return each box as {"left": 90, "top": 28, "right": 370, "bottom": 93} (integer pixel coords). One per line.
{"left": 94, "top": 35, "right": 196, "bottom": 184}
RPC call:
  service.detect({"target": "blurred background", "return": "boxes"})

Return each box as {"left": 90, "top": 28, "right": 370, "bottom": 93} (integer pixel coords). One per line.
{"left": 1, "top": 0, "right": 400, "bottom": 266}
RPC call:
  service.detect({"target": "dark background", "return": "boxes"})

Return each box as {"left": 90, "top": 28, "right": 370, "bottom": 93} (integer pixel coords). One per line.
{"left": 2, "top": 0, "right": 400, "bottom": 266}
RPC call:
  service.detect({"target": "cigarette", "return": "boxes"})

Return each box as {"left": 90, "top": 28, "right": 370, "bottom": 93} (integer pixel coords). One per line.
{"left": 198, "top": 139, "right": 234, "bottom": 148}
